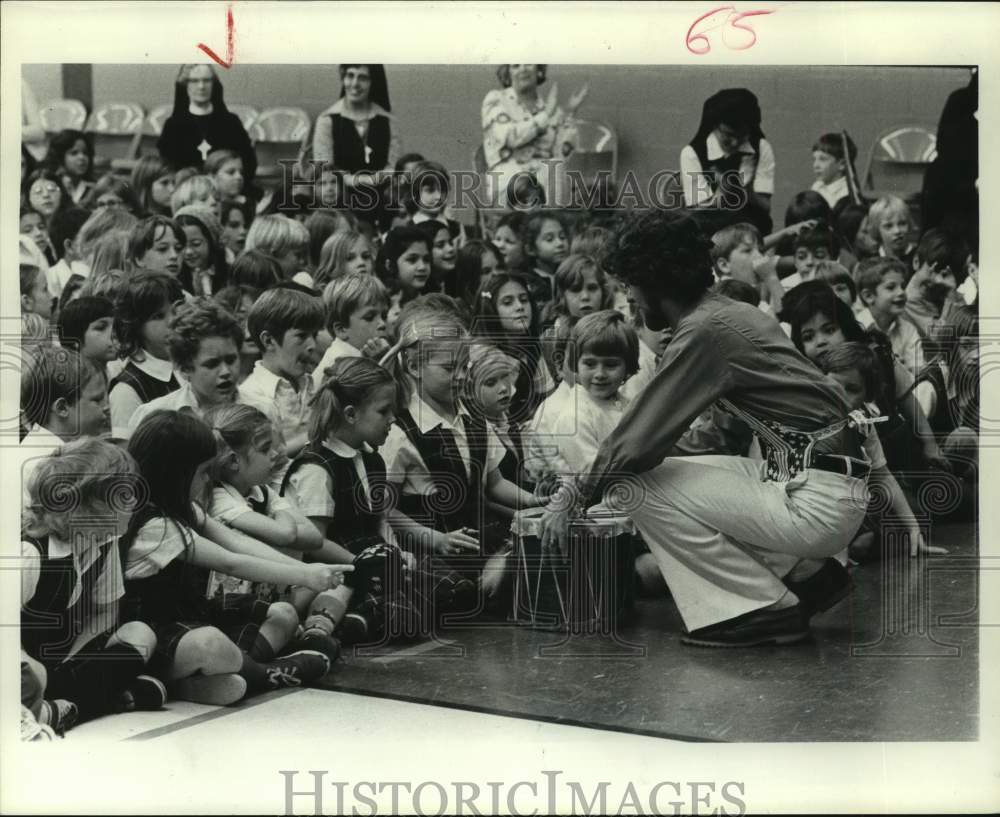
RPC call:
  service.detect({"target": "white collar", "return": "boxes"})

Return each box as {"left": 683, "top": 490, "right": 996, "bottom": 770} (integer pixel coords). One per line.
{"left": 47, "top": 534, "right": 72, "bottom": 559}
{"left": 582, "top": 388, "right": 626, "bottom": 411}
{"left": 175, "top": 382, "right": 205, "bottom": 412}
{"left": 329, "top": 337, "right": 361, "bottom": 357}
{"left": 133, "top": 353, "right": 175, "bottom": 382}
{"left": 321, "top": 98, "right": 393, "bottom": 122}
{"left": 411, "top": 210, "right": 447, "bottom": 225}
{"left": 706, "top": 130, "right": 756, "bottom": 161}
{"left": 322, "top": 437, "right": 373, "bottom": 458}
{"left": 22, "top": 425, "right": 66, "bottom": 449}
{"left": 219, "top": 480, "right": 257, "bottom": 505}
{"left": 408, "top": 393, "right": 463, "bottom": 435}
{"left": 249, "top": 360, "right": 302, "bottom": 395}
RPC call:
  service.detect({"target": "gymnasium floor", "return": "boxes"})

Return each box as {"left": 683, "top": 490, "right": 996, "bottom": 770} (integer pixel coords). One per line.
{"left": 72, "top": 518, "right": 978, "bottom": 745}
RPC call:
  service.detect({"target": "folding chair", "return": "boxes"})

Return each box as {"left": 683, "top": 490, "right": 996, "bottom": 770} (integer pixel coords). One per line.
{"left": 250, "top": 107, "right": 311, "bottom": 181}
{"left": 145, "top": 102, "right": 173, "bottom": 138}
{"left": 85, "top": 101, "right": 145, "bottom": 174}
{"left": 862, "top": 124, "right": 938, "bottom": 201}
{"left": 120, "top": 102, "right": 175, "bottom": 169}
{"left": 39, "top": 98, "right": 87, "bottom": 133}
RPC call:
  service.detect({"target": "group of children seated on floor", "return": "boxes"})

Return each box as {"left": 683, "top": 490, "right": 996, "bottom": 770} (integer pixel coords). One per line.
{"left": 19, "top": 123, "right": 978, "bottom": 741}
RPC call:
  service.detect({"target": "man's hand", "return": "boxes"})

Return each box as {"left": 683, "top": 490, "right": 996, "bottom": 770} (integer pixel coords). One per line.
{"left": 538, "top": 505, "right": 571, "bottom": 558}
{"left": 910, "top": 531, "right": 948, "bottom": 558}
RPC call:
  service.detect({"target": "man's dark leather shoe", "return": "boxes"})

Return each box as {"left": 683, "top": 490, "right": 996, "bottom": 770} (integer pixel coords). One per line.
{"left": 681, "top": 605, "right": 810, "bottom": 648}
{"left": 784, "top": 558, "right": 851, "bottom": 618}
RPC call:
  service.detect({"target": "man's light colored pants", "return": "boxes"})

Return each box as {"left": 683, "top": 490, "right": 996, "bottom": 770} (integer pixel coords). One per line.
{"left": 629, "top": 456, "right": 868, "bottom": 631}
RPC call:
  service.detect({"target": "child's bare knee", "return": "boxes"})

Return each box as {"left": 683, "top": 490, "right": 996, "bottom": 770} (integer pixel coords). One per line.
{"left": 189, "top": 627, "right": 242, "bottom": 674}
{"left": 267, "top": 601, "right": 300, "bottom": 631}
{"left": 113, "top": 621, "right": 158, "bottom": 660}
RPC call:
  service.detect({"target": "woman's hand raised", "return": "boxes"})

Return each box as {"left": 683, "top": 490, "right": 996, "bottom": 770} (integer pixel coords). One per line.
{"left": 544, "top": 83, "right": 560, "bottom": 119}
{"left": 567, "top": 83, "right": 590, "bottom": 115}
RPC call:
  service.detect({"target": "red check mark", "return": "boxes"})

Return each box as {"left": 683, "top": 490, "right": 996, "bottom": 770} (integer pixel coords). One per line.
{"left": 198, "top": 4, "right": 235, "bottom": 69}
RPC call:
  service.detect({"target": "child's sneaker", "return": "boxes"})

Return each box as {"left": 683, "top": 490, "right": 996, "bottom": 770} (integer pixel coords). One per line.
{"left": 287, "top": 632, "right": 341, "bottom": 665}
{"left": 264, "top": 651, "right": 330, "bottom": 688}
{"left": 336, "top": 611, "right": 372, "bottom": 646}
{"left": 172, "top": 672, "right": 247, "bottom": 706}
{"left": 39, "top": 699, "right": 79, "bottom": 736}
{"left": 115, "top": 675, "right": 168, "bottom": 713}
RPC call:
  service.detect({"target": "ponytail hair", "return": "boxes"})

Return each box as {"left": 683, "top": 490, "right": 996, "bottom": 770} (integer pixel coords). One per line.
{"left": 201, "top": 403, "right": 273, "bottom": 481}
{"left": 308, "top": 356, "right": 396, "bottom": 444}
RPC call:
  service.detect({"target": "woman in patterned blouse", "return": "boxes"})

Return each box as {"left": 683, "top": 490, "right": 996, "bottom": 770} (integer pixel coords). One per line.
{"left": 480, "top": 64, "right": 589, "bottom": 207}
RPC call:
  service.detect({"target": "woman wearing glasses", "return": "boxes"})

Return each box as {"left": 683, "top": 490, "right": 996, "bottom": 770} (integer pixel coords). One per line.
{"left": 157, "top": 64, "right": 257, "bottom": 183}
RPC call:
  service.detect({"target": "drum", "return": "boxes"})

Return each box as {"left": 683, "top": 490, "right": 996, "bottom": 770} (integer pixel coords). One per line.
{"left": 511, "top": 506, "right": 635, "bottom": 632}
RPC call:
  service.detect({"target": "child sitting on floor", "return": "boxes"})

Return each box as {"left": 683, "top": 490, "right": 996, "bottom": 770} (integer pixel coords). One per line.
{"left": 20, "top": 263, "right": 53, "bottom": 348}
{"left": 376, "top": 225, "right": 434, "bottom": 334}
{"left": 709, "top": 223, "right": 784, "bottom": 313}
{"left": 245, "top": 215, "right": 312, "bottom": 287}
{"left": 121, "top": 410, "right": 350, "bottom": 705}
{"left": 312, "top": 273, "right": 390, "bottom": 390}
{"left": 126, "top": 297, "right": 243, "bottom": 432}
{"left": 109, "top": 270, "right": 184, "bottom": 436}
{"left": 238, "top": 286, "right": 324, "bottom": 487}
{"left": 282, "top": 357, "right": 422, "bottom": 644}
{"left": 472, "top": 272, "right": 555, "bottom": 426}
{"left": 810, "top": 131, "right": 858, "bottom": 209}
{"left": 783, "top": 281, "right": 948, "bottom": 475}
{"left": 22, "top": 439, "right": 165, "bottom": 730}
{"left": 904, "top": 227, "right": 971, "bottom": 336}
{"left": 816, "top": 343, "right": 948, "bottom": 562}
{"left": 20, "top": 347, "right": 110, "bottom": 513}
{"left": 866, "top": 195, "right": 916, "bottom": 270}
{"left": 382, "top": 295, "right": 540, "bottom": 556}
{"left": 56, "top": 295, "right": 117, "bottom": 371}
{"left": 519, "top": 211, "right": 570, "bottom": 305}
{"left": 542, "top": 253, "right": 614, "bottom": 331}
{"left": 203, "top": 403, "right": 345, "bottom": 657}
{"left": 549, "top": 310, "right": 638, "bottom": 477}
{"left": 463, "top": 343, "right": 528, "bottom": 513}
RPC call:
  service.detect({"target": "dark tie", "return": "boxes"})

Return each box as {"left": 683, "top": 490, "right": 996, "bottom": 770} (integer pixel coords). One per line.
{"left": 428, "top": 424, "right": 468, "bottom": 485}
{"left": 247, "top": 488, "right": 269, "bottom": 515}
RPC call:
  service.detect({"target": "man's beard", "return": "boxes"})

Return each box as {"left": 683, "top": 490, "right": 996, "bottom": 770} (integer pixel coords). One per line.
{"left": 641, "top": 304, "right": 669, "bottom": 332}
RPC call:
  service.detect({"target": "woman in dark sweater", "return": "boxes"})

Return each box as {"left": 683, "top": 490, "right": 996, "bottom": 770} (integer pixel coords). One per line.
{"left": 158, "top": 64, "right": 257, "bottom": 182}
{"left": 311, "top": 65, "right": 400, "bottom": 225}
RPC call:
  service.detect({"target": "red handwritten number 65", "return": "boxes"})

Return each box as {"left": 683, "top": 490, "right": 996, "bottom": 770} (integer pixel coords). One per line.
{"left": 686, "top": 6, "right": 775, "bottom": 55}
